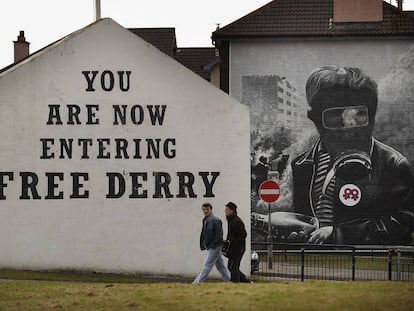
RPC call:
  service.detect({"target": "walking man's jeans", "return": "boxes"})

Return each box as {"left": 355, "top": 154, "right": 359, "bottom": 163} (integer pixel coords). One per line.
{"left": 193, "top": 246, "right": 230, "bottom": 283}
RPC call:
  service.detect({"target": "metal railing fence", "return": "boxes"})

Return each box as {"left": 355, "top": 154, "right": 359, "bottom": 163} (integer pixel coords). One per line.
{"left": 251, "top": 242, "right": 414, "bottom": 281}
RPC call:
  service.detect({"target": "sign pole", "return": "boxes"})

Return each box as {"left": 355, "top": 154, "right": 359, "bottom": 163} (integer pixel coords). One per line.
{"left": 258, "top": 180, "right": 280, "bottom": 271}
{"left": 267, "top": 202, "right": 273, "bottom": 269}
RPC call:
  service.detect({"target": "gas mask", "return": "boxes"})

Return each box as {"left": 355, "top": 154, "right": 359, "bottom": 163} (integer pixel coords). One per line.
{"left": 307, "top": 86, "right": 377, "bottom": 181}
{"left": 304, "top": 66, "right": 379, "bottom": 184}
{"left": 319, "top": 105, "right": 373, "bottom": 180}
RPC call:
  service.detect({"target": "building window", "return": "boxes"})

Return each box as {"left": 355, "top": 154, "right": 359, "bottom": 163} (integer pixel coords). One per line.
{"left": 278, "top": 97, "right": 284, "bottom": 103}
{"left": 287, "top": 91, "right": 291, "bottom": 97}
{"left": 287, "top": 101, "right": 291, "bottom": 106}
{"left": 278, "top": 87, "right": 284, "bottom": 93}
{"left": 287, "top": 110, "right": 292, "bottom": 115}
{"left": 278, "top": 109, "right": 284, "bottom": 114}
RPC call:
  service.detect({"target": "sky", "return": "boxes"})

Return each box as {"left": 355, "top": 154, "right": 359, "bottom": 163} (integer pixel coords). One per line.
{"left": 1, "top": 0, "right": 414, "bottom": 69}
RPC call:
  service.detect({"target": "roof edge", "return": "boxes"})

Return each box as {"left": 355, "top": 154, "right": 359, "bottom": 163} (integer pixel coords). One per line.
{"left": 212, "top": 0, "right": 414, "bottom": 42}
{"left": 212, "top": 0, "right": 275, "bottom": 39}
{"left": 0, "top": 18, "right": 113, "bottom": 75}
{"left": 212, "top": 33, "right": 414, "bottom": 40}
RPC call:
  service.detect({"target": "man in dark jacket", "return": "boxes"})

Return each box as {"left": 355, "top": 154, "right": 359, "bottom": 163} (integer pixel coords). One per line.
{"left": 193, "top": 203, "right": 230, "bottom": 283}
{"left": 291, "top": 66, "right": 414, "bottom": 245}
{"left": 224, "top": 202, "right": 250, "bottom": 283}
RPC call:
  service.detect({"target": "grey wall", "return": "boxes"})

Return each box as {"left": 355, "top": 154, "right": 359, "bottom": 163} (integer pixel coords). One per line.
{"left": 233, "top": 37, "right": 414, "bottom": 245}
{"left": 230, "top": 37, "right": 414, "bottom": 103}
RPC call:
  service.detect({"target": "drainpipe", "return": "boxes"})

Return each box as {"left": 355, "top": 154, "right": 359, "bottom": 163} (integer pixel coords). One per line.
{"left": 94, "top": 0, "right": 101, "bottom": 21}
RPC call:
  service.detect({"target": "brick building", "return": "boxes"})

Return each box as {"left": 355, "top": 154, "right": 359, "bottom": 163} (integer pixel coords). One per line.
{"left": 2, "top": 27, "right": 220, "bottom": 86}
{"left": 211, "top": 0, "right": 414, "bottom": 164}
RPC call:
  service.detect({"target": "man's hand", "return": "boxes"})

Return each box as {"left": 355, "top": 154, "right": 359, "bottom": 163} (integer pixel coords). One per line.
{"left": 308, "top": 226, "right": 333, "bottom": 244}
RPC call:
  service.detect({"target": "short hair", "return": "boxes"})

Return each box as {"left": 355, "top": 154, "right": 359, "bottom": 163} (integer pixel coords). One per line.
{"left": 202, "top": 202, "right": 212, "bottom": 209}
{"left": 225, "top": 201, "right": 237, "bottom": 212}
{"left": 305, "top": 66, "right": 378, "bottom": 108}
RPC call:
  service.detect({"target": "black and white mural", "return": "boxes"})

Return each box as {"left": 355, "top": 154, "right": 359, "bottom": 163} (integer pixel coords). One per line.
{"left": 248, "top": 46, "right": 414, "bottom": 246}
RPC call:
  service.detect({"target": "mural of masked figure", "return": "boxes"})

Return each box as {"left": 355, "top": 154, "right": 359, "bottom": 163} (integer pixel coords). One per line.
{"left": 291, "top": 66, "right": 414, "bottom": 245}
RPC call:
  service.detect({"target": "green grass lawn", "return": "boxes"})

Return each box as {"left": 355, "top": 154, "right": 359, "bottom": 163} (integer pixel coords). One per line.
{"left": 0, "top": 271, "right": 413, "bottom": 311}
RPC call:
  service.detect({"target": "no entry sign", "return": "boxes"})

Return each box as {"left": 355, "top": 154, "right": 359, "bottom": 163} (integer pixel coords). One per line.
{"left": 259, "top": 180, "right": 280, "bottom": 203}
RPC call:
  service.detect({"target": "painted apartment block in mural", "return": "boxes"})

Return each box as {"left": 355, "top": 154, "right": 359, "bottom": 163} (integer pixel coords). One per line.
{"left": 213, "top": 0, "right": 414, "bottom": 246}
{"left": 242, "top": 75, "right": 309, "bottom": 132}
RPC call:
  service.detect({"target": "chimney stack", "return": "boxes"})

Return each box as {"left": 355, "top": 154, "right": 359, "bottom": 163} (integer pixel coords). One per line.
{"left": 333, "top": 0, "right": 383, "bottom": 23}
{"left": 397, "top": 0, "right": 403, "bottom": 11}
{"left": 13, "top": 31, "right": 30, "bottom": 63}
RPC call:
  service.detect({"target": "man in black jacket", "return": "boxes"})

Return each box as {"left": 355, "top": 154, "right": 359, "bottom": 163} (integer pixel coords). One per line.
{"left": 291, "top": 66, "right": 414, "bottom": 245}
{"left": 224, "top": 202, "right": 250, "bottom": 283}
{"left": 193, "top": 203, "right": 230, "bottom": 283}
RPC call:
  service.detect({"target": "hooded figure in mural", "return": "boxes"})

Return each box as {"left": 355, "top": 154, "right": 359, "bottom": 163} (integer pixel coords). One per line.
{"left": 291, "top": 66, "right": 414, "bottom": 245}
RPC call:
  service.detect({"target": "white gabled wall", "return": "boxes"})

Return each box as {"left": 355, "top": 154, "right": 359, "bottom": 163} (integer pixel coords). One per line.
{"left": 0, "top": 19, "right": 250, "bottom": 276}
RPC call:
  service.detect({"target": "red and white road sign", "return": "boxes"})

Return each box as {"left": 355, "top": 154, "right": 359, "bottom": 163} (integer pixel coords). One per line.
{"left": 259, "top": 180, "right": 281, "bottom": 203}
